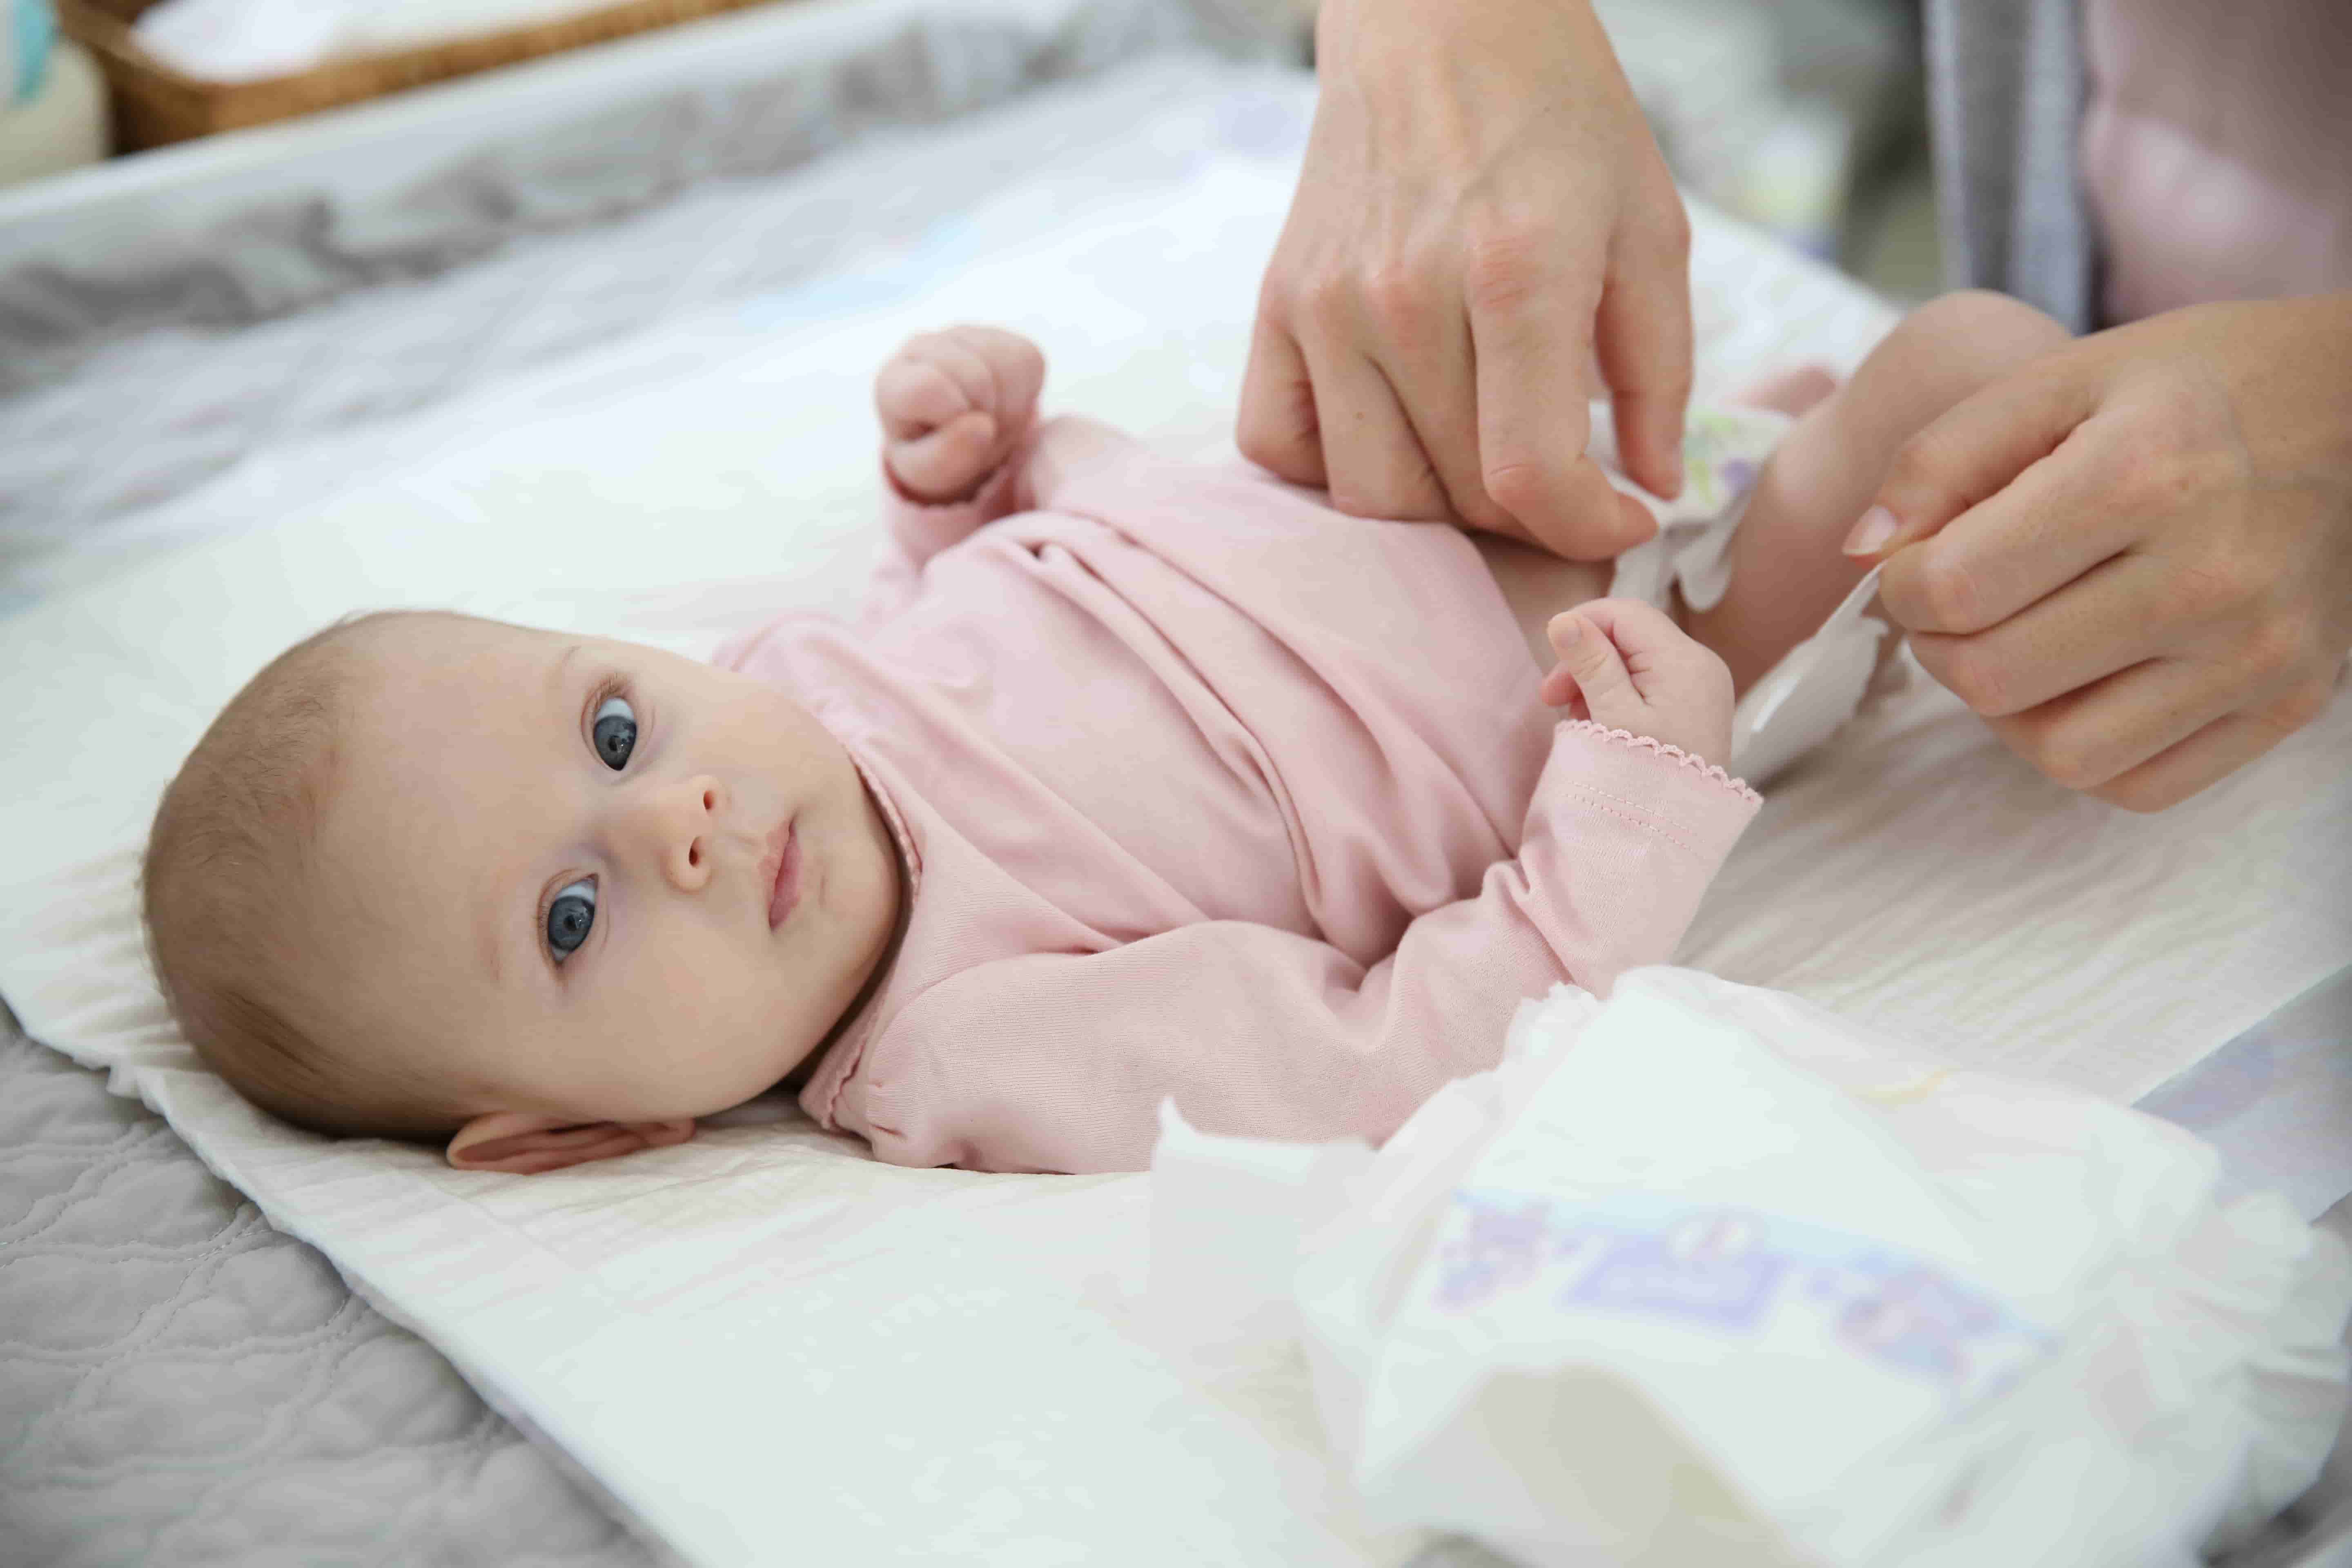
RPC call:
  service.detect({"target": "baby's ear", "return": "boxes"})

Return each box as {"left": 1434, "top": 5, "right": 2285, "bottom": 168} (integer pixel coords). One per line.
{"left": 446, "top": 1111, "right": 695, "bottom": 1174}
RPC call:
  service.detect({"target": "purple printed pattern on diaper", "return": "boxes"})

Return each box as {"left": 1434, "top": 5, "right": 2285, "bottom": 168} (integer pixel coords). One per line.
{"left": 1822, "top": 1264, "right": 2001, "bottom": 1386}
{"left": 1561, "top": 1211, "right": 1788, "bottom": 1330}
{"left": 1432, "top": 1191, "right": 2056, "bottom": 1414}
{"left": 1434, "top": 1196, "right": 1555, "bottom": 1311}
{"left": 1676, "top": 410, "right": 1776, "bottom": 513}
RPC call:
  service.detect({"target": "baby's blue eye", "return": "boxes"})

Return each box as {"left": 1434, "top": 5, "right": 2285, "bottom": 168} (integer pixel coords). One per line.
{"left": 592, "top": 694, "right": 637, "bottom": 770}
{"left": 546, "top": 878, "right": 596, "bottom": 960}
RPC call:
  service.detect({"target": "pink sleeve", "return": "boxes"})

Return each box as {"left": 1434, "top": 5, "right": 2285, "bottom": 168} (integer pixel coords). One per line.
{"left": 865, "top": 722, "right": 1762, "bottom": 1174}
{"left": 864, "top": 418, "right": 1148, "bottom": 622}
{"left": 861, "top": 449, "right": 1033, "bottom": 624}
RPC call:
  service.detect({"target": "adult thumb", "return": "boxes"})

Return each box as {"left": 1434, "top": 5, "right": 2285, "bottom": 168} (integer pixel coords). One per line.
{"left": 1843, "top": 356, "right": 2098, "bottom": 561}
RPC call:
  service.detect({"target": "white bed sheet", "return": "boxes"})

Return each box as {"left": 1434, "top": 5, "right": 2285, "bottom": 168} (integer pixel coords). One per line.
{"left": 3, "top": 69, "right": 2349, "bottom": 1568}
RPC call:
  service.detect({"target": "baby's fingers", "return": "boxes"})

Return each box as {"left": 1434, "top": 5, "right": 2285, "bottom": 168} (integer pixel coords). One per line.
{"left": 1569, "top": 598, "right": 1687, "bottom": 668}
{"left": 875, "top": 354, "right": 977, "bottom": 440}
{"left": 911, "top": 330, "right": 1001, "bottom": 416}
{"left": 889, "top": 411, "right": 998, "bottom": 501}
{"left": 953, "top": 325, "right": 1046, "bottom": 424}
{"left": 1546, "top": 610, "right": 1642, "bottom": 728}
{"left": 1537, "top": 663, "right": 1593, "bottom": 720}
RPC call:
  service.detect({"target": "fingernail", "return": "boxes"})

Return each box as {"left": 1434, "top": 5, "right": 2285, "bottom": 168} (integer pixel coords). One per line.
{"left": 1843, "top": 504, "right": 1898, "bottom": 557}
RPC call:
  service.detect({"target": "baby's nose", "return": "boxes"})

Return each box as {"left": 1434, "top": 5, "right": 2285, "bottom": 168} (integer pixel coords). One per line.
{"left": 634, "top": 775, "right": 726, "bottom": 890}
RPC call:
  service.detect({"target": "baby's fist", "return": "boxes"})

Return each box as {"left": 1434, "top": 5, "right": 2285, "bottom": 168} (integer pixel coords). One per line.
{"left": 876, "top": 326, "right": 1047, "bottom": 503}
{"left": 1540, "top": 599, "right": 1734, "bottom": 767}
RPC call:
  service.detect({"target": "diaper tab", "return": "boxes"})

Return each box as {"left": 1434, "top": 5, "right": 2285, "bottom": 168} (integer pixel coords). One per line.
{"left": 1729, "top": 566, "right": 1891, "bottom": 786}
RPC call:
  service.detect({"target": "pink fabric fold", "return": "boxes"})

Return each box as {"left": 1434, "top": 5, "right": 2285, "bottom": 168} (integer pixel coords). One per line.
{"left": 722, "top": 419, "right": 1761, "bottom": 1173}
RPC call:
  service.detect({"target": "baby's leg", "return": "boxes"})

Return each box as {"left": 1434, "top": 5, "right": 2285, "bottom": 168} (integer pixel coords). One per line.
{"left": 1685, "top": 290, "right": 2073, "bottom": 693}
{"left": 1471, "top": 533, "right": 1614, "bottom": 677}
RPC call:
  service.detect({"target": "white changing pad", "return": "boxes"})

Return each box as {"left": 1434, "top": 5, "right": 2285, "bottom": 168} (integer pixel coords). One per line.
{"left": 3, "top": 68, "right": 2349, "bottom": 1568}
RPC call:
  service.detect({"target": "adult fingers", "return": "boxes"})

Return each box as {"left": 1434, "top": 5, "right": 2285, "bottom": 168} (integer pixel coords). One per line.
{"left": 1874, "top": 412, "right": 2144, "bottom": 637}
{"left": 1851, "top": 354, "right": 2104, "bottom": 564}
{"left": 1905, "top": 550, "right": 2175, "bottom": 716}
{"left": 1982, "top": 629, "right": 2335, "bottom": 796}
{"left": 1300, "top": 332, "right": 1451, "bottom": 520}
{"left": 1374, "top": 301, "right": 1524, "bottom": 534}
{"left": 1236, "top": 306, "right": 1327, "bottom": 487}
{"left": 1593, "top": 209, "right": 1695, "bottom": 499}
{"left": 2062, "top": 693, "right": 2330, "bottom": 813}
{"left": 1469, "top": 238, "right": 1655, "bottom": 559}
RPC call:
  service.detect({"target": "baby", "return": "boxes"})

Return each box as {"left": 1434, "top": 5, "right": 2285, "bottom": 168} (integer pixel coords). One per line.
{"left": 141, "top": 290, "right": 2068, "bottom": 1176}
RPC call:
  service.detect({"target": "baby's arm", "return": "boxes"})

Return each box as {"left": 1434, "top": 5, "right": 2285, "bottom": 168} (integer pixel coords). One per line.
{"left": 864, "top": 327, "right": 1049, "bottom": 621}
{"left": 871, "top": 722, "right": 1760, "bottom": 1174}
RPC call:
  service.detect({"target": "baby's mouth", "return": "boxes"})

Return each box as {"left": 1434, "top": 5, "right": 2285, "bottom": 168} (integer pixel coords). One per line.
{"left": 765, "top": 819, "right": 800, "bottom": 930}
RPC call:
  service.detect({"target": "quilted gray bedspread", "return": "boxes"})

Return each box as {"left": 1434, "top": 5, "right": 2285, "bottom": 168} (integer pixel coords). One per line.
{"left": 0, "top": 1009, "right": 665, "bottom": 1567}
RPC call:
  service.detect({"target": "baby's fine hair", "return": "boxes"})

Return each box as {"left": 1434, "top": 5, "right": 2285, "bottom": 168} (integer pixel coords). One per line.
{"left": 142, "top": 609, "right": 469, "bottom": 1143}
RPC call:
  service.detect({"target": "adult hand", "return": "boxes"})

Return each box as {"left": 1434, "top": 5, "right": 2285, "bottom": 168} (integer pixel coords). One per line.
{"left": 1848, "top": 294, "right": 2352, "bottom": 811}
{"left": 1238, "top": 0, "right": 1690, "bottom": 560}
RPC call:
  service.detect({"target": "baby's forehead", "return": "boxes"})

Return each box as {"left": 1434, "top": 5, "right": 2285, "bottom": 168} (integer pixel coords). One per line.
{"left": 330, "top": 617, "right": 576, "bottom": 797}
{"left": 350, "top": 610, "right": 552, "bottom": 672}
{"left": 341, "top": 615, "right": 576, "bottom": 724}
{"left": 312, "top": 619, "right": 565, "bottom": 983}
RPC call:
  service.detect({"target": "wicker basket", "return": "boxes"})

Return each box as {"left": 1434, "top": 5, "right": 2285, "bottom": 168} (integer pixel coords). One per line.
{"left": 58, "top": 0, "right": 791, "bottom": 150}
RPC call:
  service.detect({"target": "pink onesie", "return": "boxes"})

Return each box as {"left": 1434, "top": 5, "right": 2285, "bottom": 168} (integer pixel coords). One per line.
{"left": 718, "top": 418, "right": 1762, "bottom": 1174}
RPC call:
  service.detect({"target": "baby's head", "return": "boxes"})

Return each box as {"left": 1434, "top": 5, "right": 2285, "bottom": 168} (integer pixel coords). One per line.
{"left": 143, "top": 610, "right": 905, "bottom": 1173}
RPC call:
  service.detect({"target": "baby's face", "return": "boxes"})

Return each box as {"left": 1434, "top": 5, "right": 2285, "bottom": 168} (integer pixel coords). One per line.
{"left": 318, "top": 617, "right": 902, "bottom": 1128}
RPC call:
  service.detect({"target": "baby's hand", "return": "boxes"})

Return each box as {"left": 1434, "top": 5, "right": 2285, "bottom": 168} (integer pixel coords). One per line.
{"left": 876, "top": 326, "right": 1047, "bottom": 503}
{"left": 1540, "top": 599, "right": 1735, "bottom": 767}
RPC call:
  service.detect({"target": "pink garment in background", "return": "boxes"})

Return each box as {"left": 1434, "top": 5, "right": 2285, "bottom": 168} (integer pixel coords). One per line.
{"left": 719, "top": 418, "right": 1760, "bottom": 1174}
{"left": 2080, "top": 0, "right": 2352, "bottom": 325}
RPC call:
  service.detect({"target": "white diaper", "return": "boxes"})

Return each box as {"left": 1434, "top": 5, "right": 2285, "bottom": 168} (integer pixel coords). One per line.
{"left": 1588, "top": 401, "right": 1895, "bottom": 787}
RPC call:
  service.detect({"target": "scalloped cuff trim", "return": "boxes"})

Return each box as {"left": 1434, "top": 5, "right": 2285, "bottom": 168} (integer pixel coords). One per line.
{"left": 1562, "top": 719, "right": 1762, "bottom": 805}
